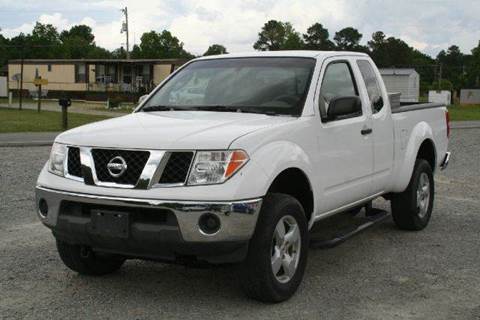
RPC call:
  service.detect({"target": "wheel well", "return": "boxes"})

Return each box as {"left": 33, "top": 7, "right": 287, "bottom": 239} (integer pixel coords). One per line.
{"left": 417, "top": 139, "right": 436, "bottom": 171}
{"left": 267, "top": 168, "right": 314, "bottom": 222}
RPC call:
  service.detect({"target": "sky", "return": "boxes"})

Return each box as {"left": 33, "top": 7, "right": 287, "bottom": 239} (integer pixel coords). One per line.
{"left": 0, "top": 0, "right": 479, "bottom": 57}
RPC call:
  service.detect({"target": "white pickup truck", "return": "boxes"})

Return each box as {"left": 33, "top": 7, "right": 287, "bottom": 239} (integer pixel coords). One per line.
{"left": 36, "top": 51, "right": 450, "bottom": 302}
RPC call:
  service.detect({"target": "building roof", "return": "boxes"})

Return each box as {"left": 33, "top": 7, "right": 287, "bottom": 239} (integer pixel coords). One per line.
{"left": 379, "top": 68, "right": 419, "bottom": 76}
{"left": 8, "top": 58, "right": 188, "bottom": 65}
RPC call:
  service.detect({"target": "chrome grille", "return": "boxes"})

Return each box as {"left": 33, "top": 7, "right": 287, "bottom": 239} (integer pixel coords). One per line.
{"left": 91, "top": 149, "right": 150, "bottom": 185}
{"left": 159, "top": 152, "right": 194, "bottom": 184}
{"left": 67, "top": 147, "right": 82, "bottom": 178}
{"left": 63, "top": 147, "right": 195, "bottom": 188}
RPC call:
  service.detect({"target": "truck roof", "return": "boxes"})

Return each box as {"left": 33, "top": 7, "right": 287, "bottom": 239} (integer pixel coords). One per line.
{"left": 195, "top": 50, "right": 369, "bottom": 60}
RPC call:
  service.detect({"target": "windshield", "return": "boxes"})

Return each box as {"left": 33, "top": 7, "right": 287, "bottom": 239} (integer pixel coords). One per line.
{"left": 140, "top": 57, "right": 316, "bottom": 116}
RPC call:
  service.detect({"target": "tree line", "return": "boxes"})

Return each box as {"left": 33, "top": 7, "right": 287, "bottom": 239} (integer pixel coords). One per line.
{"left": 253, "top": 20, "right": 480, "bottom": 92}
{"left": 1, "top": 20, "right": 479, "bottom": 92}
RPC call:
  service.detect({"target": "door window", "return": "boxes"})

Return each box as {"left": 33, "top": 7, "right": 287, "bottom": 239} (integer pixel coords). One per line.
{"left": 319, "top": 62, "right": 359, "bottom": 118}
{"left": 357, "top": 60, "right": 384, "bottom": 113}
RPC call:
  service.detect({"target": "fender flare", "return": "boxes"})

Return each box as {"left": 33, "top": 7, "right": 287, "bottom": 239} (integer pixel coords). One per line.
{"left": 391, "top": 121, "right": 436, "bottom": 192}
{"left": 249, "top": 140, "right": 316, "bottom": 222}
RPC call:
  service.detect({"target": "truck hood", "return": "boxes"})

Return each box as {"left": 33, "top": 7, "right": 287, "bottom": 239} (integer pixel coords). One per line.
{"left": 56, "top": 111, "right": 296, "bottom": 150}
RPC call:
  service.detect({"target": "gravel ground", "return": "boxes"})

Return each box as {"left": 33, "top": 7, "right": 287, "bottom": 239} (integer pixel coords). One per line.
{"left": 0, "top": 129, "right": 479, "bottom": 320}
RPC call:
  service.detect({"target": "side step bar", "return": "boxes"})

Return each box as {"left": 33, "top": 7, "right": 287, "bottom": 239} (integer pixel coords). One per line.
{"left": 310, "top": 208, "right": 389, "bottom": 249}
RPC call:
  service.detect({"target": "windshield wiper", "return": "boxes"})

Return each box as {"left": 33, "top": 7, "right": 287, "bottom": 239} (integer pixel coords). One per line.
{"left": 195, "top": 105, "right": 242, "bottom": 112}
{"left": 141, "top": 105, "right": 194, "bottom": 112}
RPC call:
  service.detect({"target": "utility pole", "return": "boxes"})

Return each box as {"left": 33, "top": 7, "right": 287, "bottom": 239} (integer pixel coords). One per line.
{"left": 19, "top": 45, "right": 24, "bottom": 110}
{"left": 121, "top": 7, "right": 130, "bottom": 59}
{"left": 438, "top": 63, "right": 442, "bottom": 91}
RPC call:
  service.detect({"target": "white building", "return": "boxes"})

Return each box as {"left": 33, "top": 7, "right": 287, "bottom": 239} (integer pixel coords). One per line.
{"left": 380, "top": 68, "right": 420, "bottom": 103}
{"left": 429, "top": 90, "right": 452, "bottom": 105}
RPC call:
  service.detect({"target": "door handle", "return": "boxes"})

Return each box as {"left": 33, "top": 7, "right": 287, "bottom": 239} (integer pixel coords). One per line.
{"left": 361, "top": 128, "right": 373, "bottom": 135}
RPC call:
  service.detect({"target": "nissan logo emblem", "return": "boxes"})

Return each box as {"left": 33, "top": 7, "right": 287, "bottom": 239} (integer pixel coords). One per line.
{"left": 107, "top": 156, "right": 128, "bottom": 178}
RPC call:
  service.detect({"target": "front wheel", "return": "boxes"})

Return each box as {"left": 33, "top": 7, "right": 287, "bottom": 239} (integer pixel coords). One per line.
{"left": 391, "top": 159, "right": 434, "bottom": 231}
{"left": 240, "top": 193, "right": 309, "bottom": 303}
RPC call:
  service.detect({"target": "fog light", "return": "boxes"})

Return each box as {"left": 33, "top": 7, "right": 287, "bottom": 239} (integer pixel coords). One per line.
{"left": 38, "top": 198, "right": 48, "bottom": 218}
{"left": 198, "top": 213, "right": 221, "bottom": 235}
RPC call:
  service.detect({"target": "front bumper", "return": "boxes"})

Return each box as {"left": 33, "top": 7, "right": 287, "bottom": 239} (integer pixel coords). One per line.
{"left": 35, "top": 186, "right": 263, "bottom": 263}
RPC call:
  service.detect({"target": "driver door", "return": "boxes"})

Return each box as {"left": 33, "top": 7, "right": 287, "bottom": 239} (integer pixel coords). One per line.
{"left": 315, "top": 57, "right": 374, "bottom": 212}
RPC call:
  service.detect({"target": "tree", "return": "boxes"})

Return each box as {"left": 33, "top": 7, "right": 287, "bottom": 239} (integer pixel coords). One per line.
{"left": 31, "top": 22, "right": 61, "bottom": 44}
{"left": 253, "top": 20, "right": 304, "bottom": 51}
{"left": 468, "top": 41, "right": 480, "bottom": 87}
{"left": 28, "top": 22, "right": 62, "bottom": 58}
{"left": 204, "top": 44, "right": 228, "bottom": 56}
{"left": 334, "top": 27, "right": 363, "bottom": 51}
{"left": 303, "top": 23, "right": 334, "bottom": 50}
{"left": 0, "top": 32, "right": 8, "bottom": 68}
{"left": 368, "top": 32, "right": 417, "bottom": 66}
{"left": 60, "top": 25, "right": 95, "bottom": 44}
{"left": 86, "top": 45, "right": 112, "bottom": 59}
{"left": 437, "top": 45, "right": 466, "bottom": 90}
{"left": 130, "top": 44, "right": 142, "bottom": 59}
{"left": 368, "top": 31, "right": 435, "bottom": 93}
{"left": 60, "top": 25, "right": 110, "bottom": 59}
{"left": 281, "top": 24, "right": 305, "bottom": 50}
{"left": 137, "top": 30, "right": 194, "bottom": 59}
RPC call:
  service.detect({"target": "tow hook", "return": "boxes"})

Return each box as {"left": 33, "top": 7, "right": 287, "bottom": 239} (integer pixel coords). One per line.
{"left": 80, "top": 246, "right": 92, "bottom": 259}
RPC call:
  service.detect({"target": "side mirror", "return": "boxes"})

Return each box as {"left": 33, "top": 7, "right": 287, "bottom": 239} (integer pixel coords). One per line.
{"left": 138, "top": 94, "right": 149, "bottom": 104}
{"left": 326, "top": 96, "right": 362, "bottom": 121}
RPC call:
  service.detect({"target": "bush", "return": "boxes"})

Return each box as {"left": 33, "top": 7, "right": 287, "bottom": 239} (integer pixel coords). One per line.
{"left": 107, "top": 96, "right": 123, "bottom": 109}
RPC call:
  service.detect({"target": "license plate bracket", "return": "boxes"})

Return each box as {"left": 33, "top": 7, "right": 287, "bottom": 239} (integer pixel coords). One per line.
{"left": 90, "top": 209, "right": 130, "bottom": 238}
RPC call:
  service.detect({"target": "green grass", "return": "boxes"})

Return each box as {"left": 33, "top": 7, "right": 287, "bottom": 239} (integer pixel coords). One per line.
{"left": 448, "top": 104, "right": 480, "bottom": 121}
{"left": 0, "top": 108, "right": 110, "bottom": 133}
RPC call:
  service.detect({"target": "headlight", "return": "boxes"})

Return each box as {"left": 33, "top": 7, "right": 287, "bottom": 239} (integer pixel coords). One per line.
{"left": 187, "top": 150, "right": 249, "bottom": 185}
{"left": 48, "top": 142, "right": 67, "bottom": 176}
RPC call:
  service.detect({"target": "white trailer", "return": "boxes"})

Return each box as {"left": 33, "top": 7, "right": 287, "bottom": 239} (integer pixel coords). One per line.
{"left": 380, "top": 68, "right": 419, "bottom": 102}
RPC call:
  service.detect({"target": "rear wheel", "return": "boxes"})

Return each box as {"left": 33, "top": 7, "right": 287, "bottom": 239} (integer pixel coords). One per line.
{"left": 56, "top": 240, "right": 125, "bottom": 276}
{"left": 391, "top": 159, "right": 434, "bottom": 231}
{"left": 240, "top": 193, "right": 309, "bottom": 302}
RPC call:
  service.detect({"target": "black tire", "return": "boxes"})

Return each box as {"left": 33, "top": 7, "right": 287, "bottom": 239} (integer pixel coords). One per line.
{"left": 56, "top": 240, "right": 125, "bottom": 276}
{"left": 391, "top": 159, "right": 434, "bottom": 231}
{"left": 240, "top": 193, "right": 309, "bottom": 303}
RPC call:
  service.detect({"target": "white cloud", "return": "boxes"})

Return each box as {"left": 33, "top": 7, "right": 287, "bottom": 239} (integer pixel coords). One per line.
{"left": 1, "top": 0, "right": 479, "bottom": 56}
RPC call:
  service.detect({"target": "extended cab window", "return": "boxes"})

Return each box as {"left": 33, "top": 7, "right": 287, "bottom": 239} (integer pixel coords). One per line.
{"left": 319, "top": 62, "right": 359, "bottom": 119}
{"left": 357, "top": 60, "right": 384, "bottom": 113}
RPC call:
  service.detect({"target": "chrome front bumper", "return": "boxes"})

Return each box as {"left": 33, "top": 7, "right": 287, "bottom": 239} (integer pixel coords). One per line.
{"left": 35, "top": 186, "right": 263, "bottom": 242}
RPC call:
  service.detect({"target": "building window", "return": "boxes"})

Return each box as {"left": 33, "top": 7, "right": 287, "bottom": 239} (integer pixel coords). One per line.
{"left": 95, "top": 64, "right": 117, "bottom": 84}
{"left": 47, "top": 64, "right": 52, "bottom": 72}
{"left": 75, "top": 63, "right": 86, "bottom": 83}
{"left": 122, "top": 65, "right": 132, "bottom": 84}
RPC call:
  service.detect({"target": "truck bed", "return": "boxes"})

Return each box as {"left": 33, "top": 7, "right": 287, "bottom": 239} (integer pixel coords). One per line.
{"left": 392, "top": 102, "right": 445, "bottom": 114}
{"left": 389, "top": 102, "right": 448, "bottom": 192}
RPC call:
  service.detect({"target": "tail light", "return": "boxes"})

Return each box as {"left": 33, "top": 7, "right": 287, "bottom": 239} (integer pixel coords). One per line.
{"left": 445, "top": 110, "right": 450, "bottom": 139}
